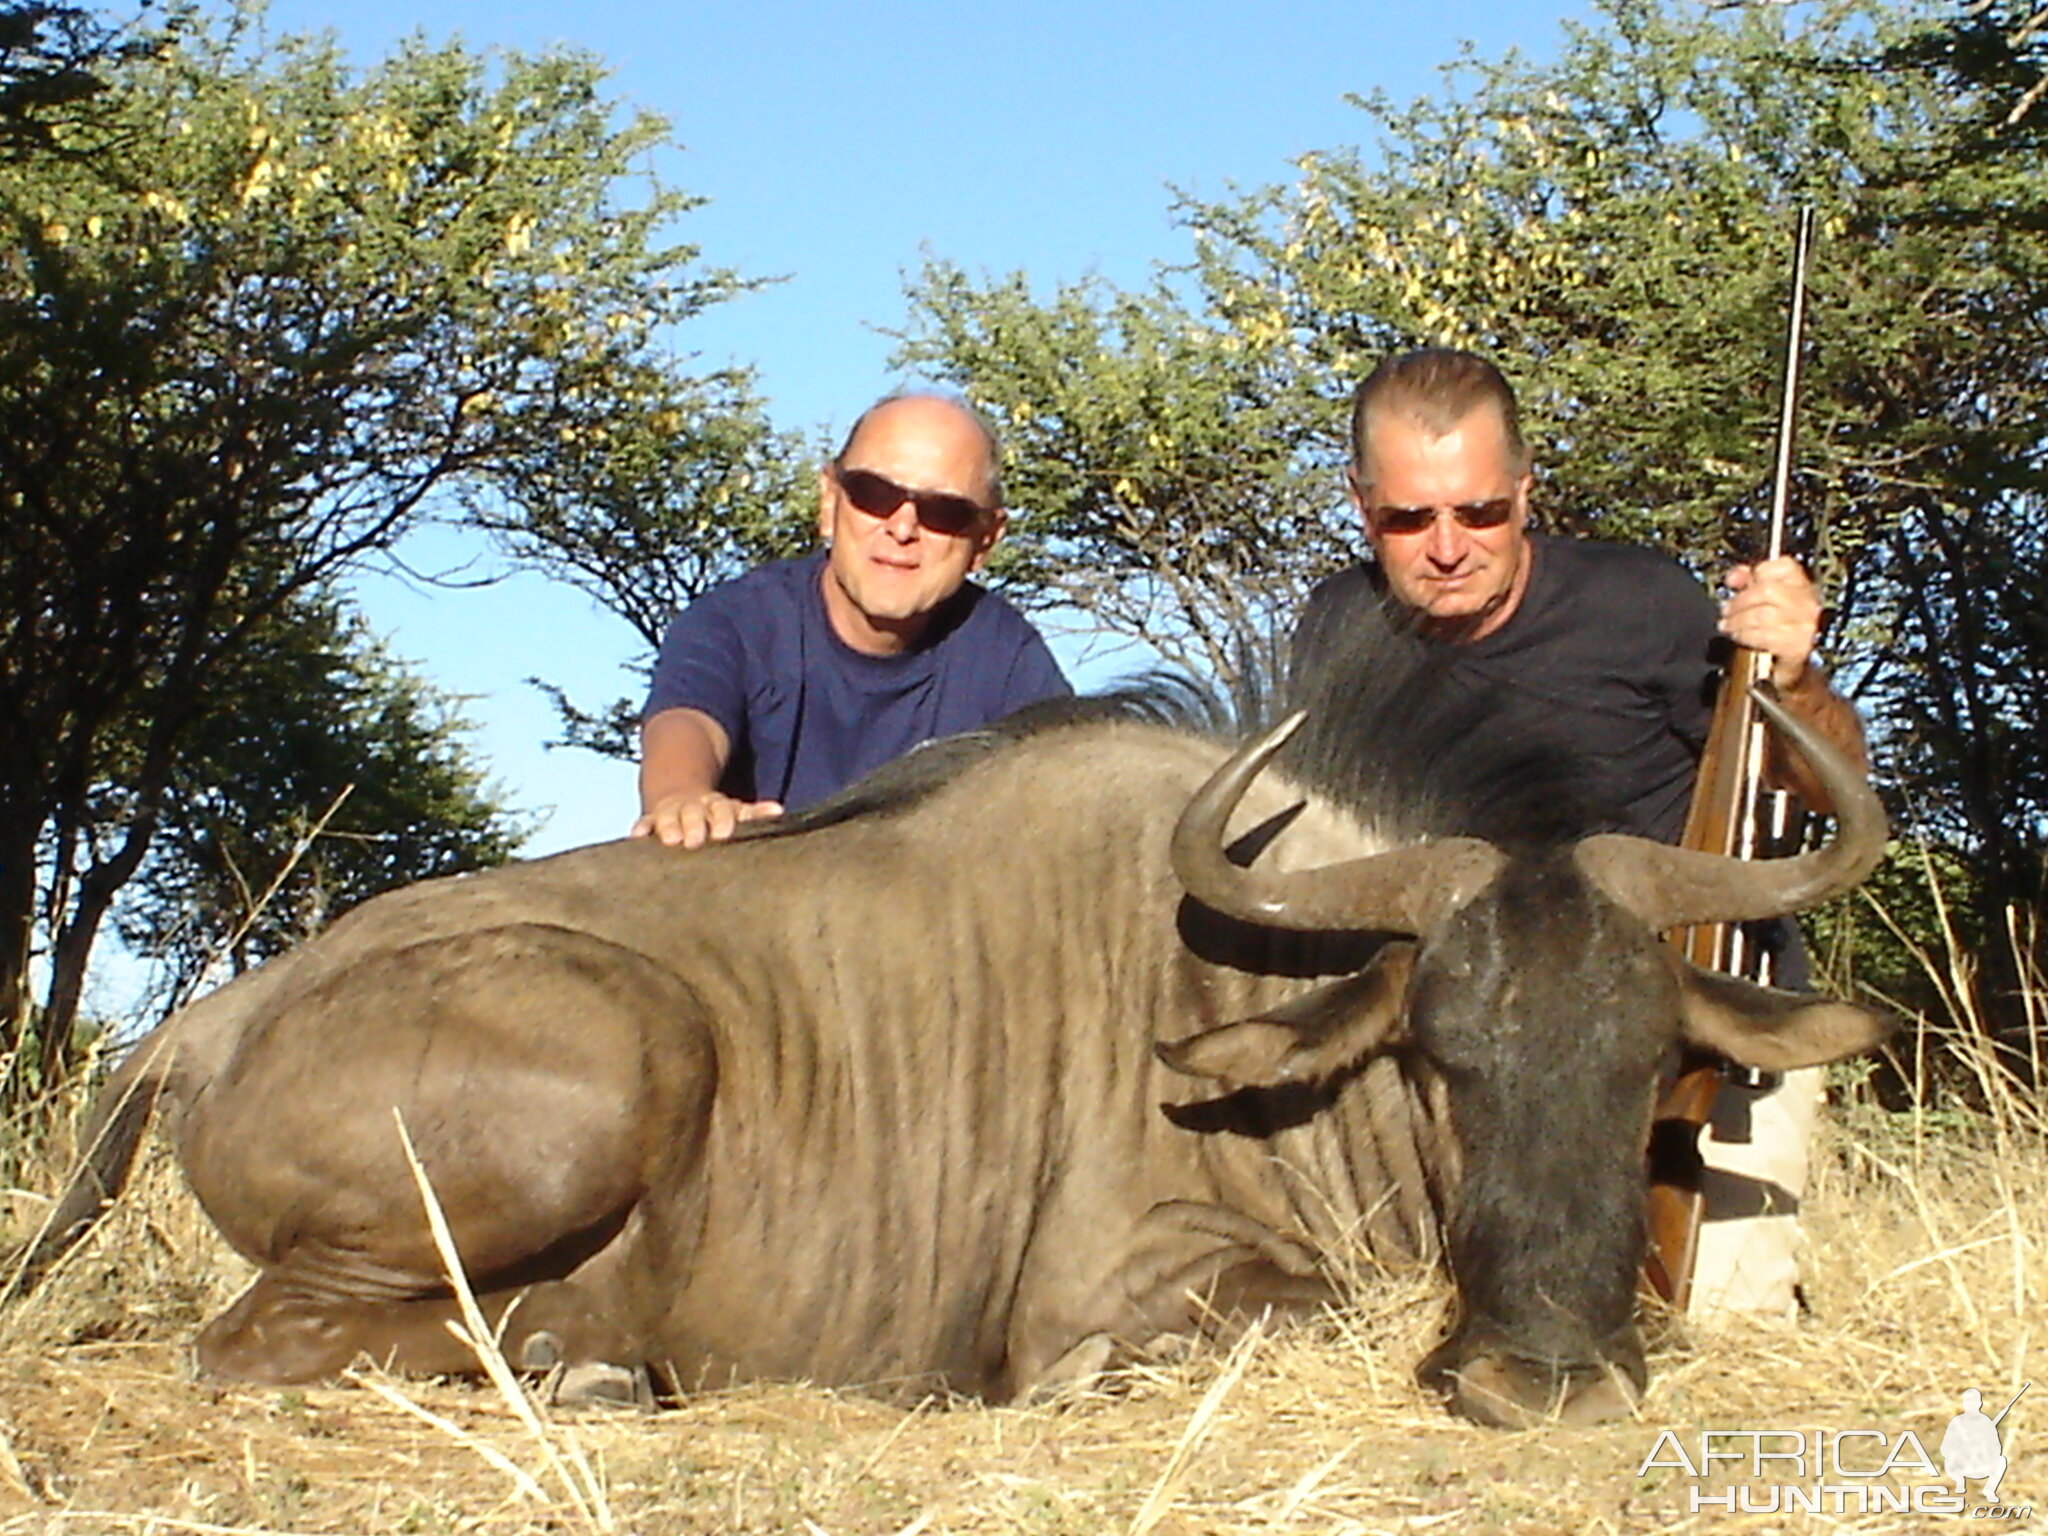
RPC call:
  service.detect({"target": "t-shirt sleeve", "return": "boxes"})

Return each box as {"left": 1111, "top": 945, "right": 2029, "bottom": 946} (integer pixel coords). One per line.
{"left": 642, "top": 588, "right": 752, "bottom": 746}
{"left": 1002, "top": 629, "right": 1072, "bottom": 708}
{"left": 1648, "top": 561, "right": 1720, "bottom": 757}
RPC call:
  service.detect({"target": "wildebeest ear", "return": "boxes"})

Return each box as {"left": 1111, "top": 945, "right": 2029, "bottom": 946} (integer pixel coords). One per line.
{"left": 1674, "top": 960, "right": 1893, "bottom": 1071}
{"left": 1157, "top": 943, "right": 1416, "bottom": 1089}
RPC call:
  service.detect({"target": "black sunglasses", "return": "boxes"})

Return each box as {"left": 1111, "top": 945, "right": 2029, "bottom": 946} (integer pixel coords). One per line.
{"left": 1366, "top": 497, "right": 1517, "bottom": 537}
{"left": 833, "top": 465, "right": 990, "bottom": 536}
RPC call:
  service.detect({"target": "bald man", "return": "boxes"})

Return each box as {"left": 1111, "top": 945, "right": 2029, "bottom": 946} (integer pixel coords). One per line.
{"left": 635, "top": 392, "right": 1069, "bottom": 848}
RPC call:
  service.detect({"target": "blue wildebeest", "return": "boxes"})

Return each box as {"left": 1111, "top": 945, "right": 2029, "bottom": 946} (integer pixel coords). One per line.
{"left": 8, "top": 635, "right": 1888, "bottom": 1428}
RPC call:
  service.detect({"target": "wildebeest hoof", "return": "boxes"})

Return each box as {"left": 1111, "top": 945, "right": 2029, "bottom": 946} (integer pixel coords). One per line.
{"left": 1022, "top": 1331, "right": 1121, "bottom": 1401}
{"left": 550, "top": 1359, "right": 656, "bottom": 1412}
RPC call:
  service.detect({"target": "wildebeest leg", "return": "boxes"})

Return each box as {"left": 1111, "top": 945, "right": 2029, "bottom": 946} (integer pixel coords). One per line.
{"left": 1004, "top": 1200, "right": 1338, "bottom": 1397}
{"left": 198, "top": 1278, "right": 504, "bottom": 1382}
{"left": 181, "top": 926, "right": 718, "bottom": 1388}
{"left": 195, "top": 1261, "right": 643, "bottom": 1384}
{"left": 197, "top": 1264, "right": 660, "bottom": 1388}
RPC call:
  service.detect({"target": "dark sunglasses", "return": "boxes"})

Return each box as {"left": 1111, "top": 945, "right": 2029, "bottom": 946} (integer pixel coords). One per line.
{"left": 1366, "top": 497, "right": 1517, "bottom": 537}
{"left": 833, "top": 465, "right": 990, "bottom": 536}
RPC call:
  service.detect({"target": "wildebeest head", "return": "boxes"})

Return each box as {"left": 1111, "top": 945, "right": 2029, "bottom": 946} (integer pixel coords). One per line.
{"left": 1159, "top": 691, "right": 1889, "bottom": 1428}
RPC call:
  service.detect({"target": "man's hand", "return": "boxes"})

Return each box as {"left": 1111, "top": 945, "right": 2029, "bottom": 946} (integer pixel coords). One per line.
{"left": 1719, "top": 555, "right": 1869, "bottom": 804}
{"left": 630, "top": 791, "right": 784, "bottom": 849}
{"left": 1720, "top": 556, "right": 1824, "bottom": 692}
{"left": 636, "top": 708, "right": 781, "bottom": 848}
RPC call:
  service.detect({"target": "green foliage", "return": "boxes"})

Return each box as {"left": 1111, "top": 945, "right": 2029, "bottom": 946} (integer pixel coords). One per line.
{"left": 0, "top": 4, "right": 773, "bottom": 1082}
{"left": 1807, "top": 839, "right": 1986, "bottom": 1021}
{"left": 470, "top": 386, "right": 817, "bottom": 655}
{"left": 898, "top": 0, "right": 2048, "bottom": 1033}
{"left": 115, "top": 588, "right": 527, "bottom": 1010}
{"left": 0, "top": 0, "right": 165, "bottom": 162}
{"left": 1846, "top": 0, "right": 2048, "bottom": 999}
{"left": 897, "top": 268, "right": 1348, "bottom": 684}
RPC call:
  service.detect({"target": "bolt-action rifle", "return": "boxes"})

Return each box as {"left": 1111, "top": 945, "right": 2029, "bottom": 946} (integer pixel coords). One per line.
{"left": 1643, "top": 207, "right": 1816, "bottom": 1310}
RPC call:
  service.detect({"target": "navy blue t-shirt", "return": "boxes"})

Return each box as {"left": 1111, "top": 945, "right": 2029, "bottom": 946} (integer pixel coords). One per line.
{"left": 643, "top": 552, "right": 1072, "bottom": 810}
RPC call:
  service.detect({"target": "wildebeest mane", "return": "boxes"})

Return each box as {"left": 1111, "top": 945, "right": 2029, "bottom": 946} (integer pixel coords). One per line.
{"left": 742, "top": 603, "right": 1611, "bottom": 851}
{"left": 1276, "top": 592, "right": 1616, "bottom": 851}
{"left": 735, "top": 676, "right": 1233, "bottom": 843}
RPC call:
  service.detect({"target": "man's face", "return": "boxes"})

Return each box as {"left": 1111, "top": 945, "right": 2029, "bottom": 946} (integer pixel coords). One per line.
{"left": 816, "top": 397, "right": 1005, "bottom": 654}
{"left": 1352, "top": 406, "right": 1534, "bottom": 637}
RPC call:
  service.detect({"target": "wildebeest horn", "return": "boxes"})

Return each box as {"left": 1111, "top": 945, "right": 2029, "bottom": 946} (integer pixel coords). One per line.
{"left": 1172, "top": 712, "right": 1504, "bottom": 935}
{"left": 1574, "top": 688, "right": 1888, "bottom": 931}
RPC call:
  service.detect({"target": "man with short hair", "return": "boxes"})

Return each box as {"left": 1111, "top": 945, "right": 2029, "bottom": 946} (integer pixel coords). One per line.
{"left": 635, "top": 392, "right": 1069, "bottom": 848}
{"left": 1303, "top": 347, "right": 1865, "bottom": 836}
{"left": 1295, "top": 347, "right": 1870, "bottom": 1322}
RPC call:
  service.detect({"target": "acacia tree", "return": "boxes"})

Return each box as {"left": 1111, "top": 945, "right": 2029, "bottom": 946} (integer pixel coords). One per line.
{"left": 1846, "top": 0, "right": 2048, "bottom": 1015}
{"left": 113, "top": 587, "right": 525, "bottom": 1021}
{"left": 899, "top": 0, "right": 2048, "bottom": 1030}
{"left": 0, "top": 9, "right": 778, "bottom": 1082}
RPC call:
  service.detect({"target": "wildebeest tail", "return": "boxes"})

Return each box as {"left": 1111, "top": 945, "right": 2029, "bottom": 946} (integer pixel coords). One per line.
{"left": 1, "top": 1033, "right": 177, "bottom": 1302}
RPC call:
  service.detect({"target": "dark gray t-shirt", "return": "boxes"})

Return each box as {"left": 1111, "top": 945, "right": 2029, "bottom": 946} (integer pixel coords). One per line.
{"left": 1294, "top": 532, "right": 1719, "bottom": 842}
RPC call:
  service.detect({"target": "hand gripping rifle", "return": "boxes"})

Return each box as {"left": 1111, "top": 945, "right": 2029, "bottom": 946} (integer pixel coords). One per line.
{"left": 1642, "top": 207, "right": 1816, "bottom": 1310}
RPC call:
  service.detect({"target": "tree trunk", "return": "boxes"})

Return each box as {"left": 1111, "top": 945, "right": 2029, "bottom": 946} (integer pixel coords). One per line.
{"left": 0, "top": 810, "right": 46, "bottom": 1091}
{"left": 38, "top": 813, "right": 159, "bottom": 1086}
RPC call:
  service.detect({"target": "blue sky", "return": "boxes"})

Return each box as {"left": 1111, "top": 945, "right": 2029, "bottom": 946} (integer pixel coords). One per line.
{"left": 256, "top": 0, "right": 1594, "bottom": 855}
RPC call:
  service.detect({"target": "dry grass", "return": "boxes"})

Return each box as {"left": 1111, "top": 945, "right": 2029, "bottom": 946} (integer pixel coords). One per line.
{"left": 0, "top": 1026, "right": 2041, "bottom": 1535}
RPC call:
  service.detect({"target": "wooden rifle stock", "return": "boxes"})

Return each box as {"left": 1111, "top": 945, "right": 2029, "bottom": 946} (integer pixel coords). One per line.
{"left": 1644, "top": 648, "right": 1776, "bottom": 1309}
{"left": 1643, "top": 208, "right": 1814, "bottom": 1311}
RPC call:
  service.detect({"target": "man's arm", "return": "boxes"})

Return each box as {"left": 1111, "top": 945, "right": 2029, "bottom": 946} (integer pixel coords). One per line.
{"left": 1719, "top": 556, "right": 1870, "bottom": 813}
{"left": 632, "top": 707, "right": 783, "bottom": 849}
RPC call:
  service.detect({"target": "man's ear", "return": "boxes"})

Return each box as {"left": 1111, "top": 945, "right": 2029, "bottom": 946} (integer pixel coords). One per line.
{"left": 1514, "top": 471, "right": 1535, "bottom": 529}
{"left": 967, "top": 507, "right": 1007, "bottom": 572}
{"left": 1343, "top": 467, "right": 1368, "bottom": 518}
{"left": 815, "top": 467, "right": 837, "bottom": 544}
{"left": 1345, "top": 467, "right": 1382, "bottom": 556}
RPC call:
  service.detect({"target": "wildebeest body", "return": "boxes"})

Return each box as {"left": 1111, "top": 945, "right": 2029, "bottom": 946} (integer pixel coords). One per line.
{"left": 15, "top": 645, "right": 1889, "bottom": 1426}
{"left": 138, "top": 726, "right": 1432, "bottom": 1398}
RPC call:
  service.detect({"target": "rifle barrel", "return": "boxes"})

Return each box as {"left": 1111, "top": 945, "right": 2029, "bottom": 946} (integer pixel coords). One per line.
{"left": 1992, "top": 1381, "right": 2031, "bottom": 1426}
{"left": 1765, "top": 206, "right": 1815, "bottom": 562}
